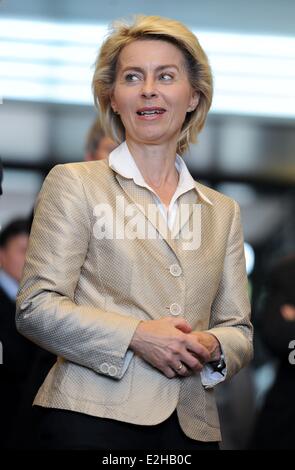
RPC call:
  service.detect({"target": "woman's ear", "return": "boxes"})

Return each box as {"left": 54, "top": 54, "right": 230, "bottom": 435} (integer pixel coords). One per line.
{"left": 188, "top": 91, "right": 200, "bottom": 112}
{"left": 110, "top": 93, "right": 119, "bottom": 114}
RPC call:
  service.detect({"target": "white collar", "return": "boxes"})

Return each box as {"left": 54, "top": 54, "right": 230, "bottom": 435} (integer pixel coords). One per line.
{"left": 108, "top": 141, "right": 213, "bottom": 206}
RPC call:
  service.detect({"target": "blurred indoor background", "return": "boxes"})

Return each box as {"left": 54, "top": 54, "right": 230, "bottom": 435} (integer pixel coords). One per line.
{"left": 0, "top": 0, "right": 294, "bottom": 450}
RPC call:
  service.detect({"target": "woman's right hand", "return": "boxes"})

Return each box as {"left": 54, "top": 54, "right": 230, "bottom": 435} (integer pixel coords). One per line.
{"left": 129, "top": 317, "right": 211, "bottom": 378}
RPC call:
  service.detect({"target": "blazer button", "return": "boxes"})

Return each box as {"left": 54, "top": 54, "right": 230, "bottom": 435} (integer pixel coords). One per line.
{"left": 108, "top": 365, "right": 118, "bottom": 377}
{"left": 169, "top": 303, "right": 182, "bottom": 316}
{"left": 99, "top": 362, "right": 109, "bottom": 374}
{"left": 169, "top": 264, "right": 182, "bottom": 277}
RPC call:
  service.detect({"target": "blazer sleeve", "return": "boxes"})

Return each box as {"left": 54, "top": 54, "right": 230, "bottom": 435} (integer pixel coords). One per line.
{"left": 16, "top": 164, "right": 140, "bottom": 380}
{"left": 205, "top": 200, "right": 253, "bottom": 382}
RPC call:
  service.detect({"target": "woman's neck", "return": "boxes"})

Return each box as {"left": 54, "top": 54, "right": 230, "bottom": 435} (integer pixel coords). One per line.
{"left": 126, "top": 140, "right": 178, "bottom": 189}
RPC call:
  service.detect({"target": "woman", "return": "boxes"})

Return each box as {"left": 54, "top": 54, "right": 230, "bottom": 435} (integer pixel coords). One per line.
{"left": 16, "top": 15, "right": 253, "bottom": 450}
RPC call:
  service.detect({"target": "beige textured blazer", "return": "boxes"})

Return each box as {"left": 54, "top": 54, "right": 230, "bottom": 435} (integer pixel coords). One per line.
{"left": 16, "top": 160, "right": 253, "bottom": 442}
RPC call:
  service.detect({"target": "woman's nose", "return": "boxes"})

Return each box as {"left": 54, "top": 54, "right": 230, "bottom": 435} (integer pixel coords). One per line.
{"left": 141, "top": 78, "right": 158, "bottom": 98}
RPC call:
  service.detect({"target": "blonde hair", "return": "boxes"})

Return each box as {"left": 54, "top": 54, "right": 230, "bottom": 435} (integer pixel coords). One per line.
{"left": 92, "top": 15, "right": 213, "bottom": 155}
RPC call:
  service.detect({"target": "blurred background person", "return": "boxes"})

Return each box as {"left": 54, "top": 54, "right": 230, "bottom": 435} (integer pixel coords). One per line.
{"left": 84, "top": 118, "right": 116, "bottom": 161}
{"left": 0, "top": 219, "right": 31, "bottom": 447}
{"left": 0, "top": 218, "right": 29, "bottom": 306}
{"left": 250, "top": 255, "right": 295, "bottom": 449}
{"left": 0, "top": 218, "right": 55, "bottom": 449}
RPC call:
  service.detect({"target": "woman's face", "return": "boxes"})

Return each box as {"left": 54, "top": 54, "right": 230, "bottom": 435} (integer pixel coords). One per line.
{"left": 111, "top": 39, "right": 199, "bottom": 148}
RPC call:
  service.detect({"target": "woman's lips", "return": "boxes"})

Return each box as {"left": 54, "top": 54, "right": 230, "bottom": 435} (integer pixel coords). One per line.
{"left": 136, "top": 107, "right": 166, "bottom": 120}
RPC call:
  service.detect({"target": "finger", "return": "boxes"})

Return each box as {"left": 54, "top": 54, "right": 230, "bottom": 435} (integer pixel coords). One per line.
{"left": 172, "top": 362, "right": 191, "bottom": 377}
{"left": 163, "top": 367, "right": 177, "bottom": 379}
{"left": 172, "top": 318, "right": 192, "bottom": 333}
{"left": 180, "top": 350, "right": 204, "bottom": 372}
{"left": 185, "top": 336, "right": 211, "bottom": 363}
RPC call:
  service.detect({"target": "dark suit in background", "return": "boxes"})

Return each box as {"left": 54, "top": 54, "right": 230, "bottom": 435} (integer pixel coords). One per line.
{"left": 0, "top": 284, "right": 55, "bottom": 448}
{"left": 250, "top": 256, "right": 295, "bottom": 449}
{"left": 0, "top": 285, "right": 36, "bottom": 447}
{"left": 0, "top": 217, "right": 55, "bottom": 449}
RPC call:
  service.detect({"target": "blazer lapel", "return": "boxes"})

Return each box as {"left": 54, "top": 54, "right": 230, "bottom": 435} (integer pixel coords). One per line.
{"left": 115, "top": 174, "right": 212, "bottom": 256}
{"left": 115, "top": 174, "right": 178, "bottom": 253}
{"left": 171, "top": 189, "right": 200, "bottom": 240}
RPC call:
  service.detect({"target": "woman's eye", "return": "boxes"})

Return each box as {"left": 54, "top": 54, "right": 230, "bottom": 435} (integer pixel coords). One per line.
{"left": 124, "top": 73, "right": 140, "bottom": 82}
{"left": 159, "top": 73, "right": 173, "bottom": 81}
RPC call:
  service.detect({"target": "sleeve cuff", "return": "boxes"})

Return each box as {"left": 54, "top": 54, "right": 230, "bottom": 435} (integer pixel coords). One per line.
{"left": 200, "top": 349, "right": 227, "bottom": 389}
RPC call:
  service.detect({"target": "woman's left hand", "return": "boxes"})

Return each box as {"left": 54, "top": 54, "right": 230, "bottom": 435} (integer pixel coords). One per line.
{"left": 188, "top": 331, "right": 222, "bottom": 362}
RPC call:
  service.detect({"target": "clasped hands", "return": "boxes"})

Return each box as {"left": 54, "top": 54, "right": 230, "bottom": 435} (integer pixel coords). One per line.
{"left": 130, "top": 317, "right": 221, "bottom": 379}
